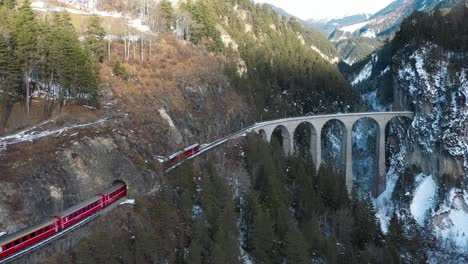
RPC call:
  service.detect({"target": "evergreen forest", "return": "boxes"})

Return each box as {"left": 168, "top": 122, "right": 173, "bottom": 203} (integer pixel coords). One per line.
{"left": 0, "top": 0, "right": 102, "bottom": 127}
{"left": 70, "top": 134, "right": 429, "bottom": 263}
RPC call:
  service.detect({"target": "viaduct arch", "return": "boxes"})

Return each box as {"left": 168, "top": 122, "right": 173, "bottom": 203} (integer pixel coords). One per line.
{"left": 252, "top": 112, "right": 414, "bottom": 195}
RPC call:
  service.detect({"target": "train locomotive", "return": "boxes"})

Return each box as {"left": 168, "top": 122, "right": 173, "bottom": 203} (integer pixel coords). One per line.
{"left": 0, "top": 181, "right": 127, "bottom": 260}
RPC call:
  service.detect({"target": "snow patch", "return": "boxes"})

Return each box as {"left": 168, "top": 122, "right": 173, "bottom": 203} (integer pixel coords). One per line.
{"left": 379, "top": 66, "right": 390, "bottom": 77}
{"left": 352, "top": 61, "right": 372, "bottom": 85}
{"left": 362, "top": 90, "right": 388, "bottom": 111}
{"left": 361, "top": 29, "right": 376, "bottom": 38}
{"left": 310, "top": 45, "right": 339, "bottom": 64}
{"left": 120, "top": 199, "right": 135, "bottom": 205}
{"left": 129, "top": 19, "right": 150, "bottom": 33}
{"left": 0, "top": 117, "right": 113, "bottom": 152}
{"left": 433, "top": 189, "right": 468, "bottom": 253}
{"left": 0, "top": 232, "right": 5, "bottom": 237}
{"left": 339, "top": 21, "right": 370, "bottom": 33}
{"left": 31, "top": 1, "right": 45, "bottom": 8}
{"left": 32, "top": 1, "right": 123, "bottom": 18}
{"left": 410, "top": 174, "right": 437, "bottom": 226}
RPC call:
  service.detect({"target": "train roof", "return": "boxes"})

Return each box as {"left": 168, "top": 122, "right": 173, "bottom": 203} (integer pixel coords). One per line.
{"left": 54, "top": 195, "right": 102, "bottom": 218}
{"left": 0, "top": 218, "right": 56, "bottom": 246}
{"left": 168, "top": 151, "right": 183, "bottom": 159}
{"left": 99, "top": 182, "right": 126, "bottom": 196}
{"left": 184, "top": 144, "right": 199, "bottom": 151}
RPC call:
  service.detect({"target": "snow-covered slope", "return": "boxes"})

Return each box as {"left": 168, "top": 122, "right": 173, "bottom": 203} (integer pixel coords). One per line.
{"left": 395, "top": 44, "right": 467, "bottom": 174}
{"left": 370, "top": 41, "right": 467, "bottom": 257}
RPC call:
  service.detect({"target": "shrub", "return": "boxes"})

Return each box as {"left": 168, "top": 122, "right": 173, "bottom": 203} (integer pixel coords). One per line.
{"left": 112, "top": 60, "right": 130, "bottom": 81}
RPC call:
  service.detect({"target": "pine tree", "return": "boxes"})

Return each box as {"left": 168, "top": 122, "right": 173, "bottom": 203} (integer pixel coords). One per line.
{"left": 0, "top": 35, "right": 12, "bottom": 99}
{"left": 85, "top": 15, "right": 106, "bottom": 63}
{"left": 160, "top": 0, "right": 175, "bottom": 31}
{"left": 283, "top": 225, "right": 310, "bottom": 264}
{"left": 387, "top": 211, "right": 404, "bottom": 250}
{"left": 12, "top": 0, "right": 38, "bottom": 116}
{"left": 245, "top": 194, "right": 275, "bottom": 263}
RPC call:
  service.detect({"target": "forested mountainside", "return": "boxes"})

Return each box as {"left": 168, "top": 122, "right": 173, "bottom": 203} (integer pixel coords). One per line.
{"left": 47, "top": 135, "right": 429, "bottom": 263}
{"left": 330, "top": 0, "right": 464, "bottom": 65}
{"left": 178, "top": 0, "right": 354, "bottom": 119}
{"left": 262, "top": 3, "right": 343, "bottom": 60}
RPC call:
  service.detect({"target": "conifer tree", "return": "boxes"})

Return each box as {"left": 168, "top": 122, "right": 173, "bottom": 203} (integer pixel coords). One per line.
{"left": 85, "top": 15, "right": 106, "bottom": 63}
{"left": 283, "top": 225, "right": 310, "bottom": 264}
{"left": 387, "top": 211, "right": 404, "bottom": 250}
{"left": 160, "top": 0, "right": 175, "bottom": 31}
{"left": 12, "top": 0, "right": 38, "bottom": 116}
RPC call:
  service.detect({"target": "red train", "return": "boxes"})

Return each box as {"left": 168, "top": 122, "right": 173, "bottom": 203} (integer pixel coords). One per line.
{"left": 0, "top": 181, "right": 127, "bottom": 260}
{"left": 165, "top": 143, "right": 201, "bottom": 169}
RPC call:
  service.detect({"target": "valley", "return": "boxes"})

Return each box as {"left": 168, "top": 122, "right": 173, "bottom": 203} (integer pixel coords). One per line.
{"left": 0, "top": 0, "right": 466, "bottom": 263}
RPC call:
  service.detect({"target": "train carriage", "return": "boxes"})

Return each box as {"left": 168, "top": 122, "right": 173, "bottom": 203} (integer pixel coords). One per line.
{"left": 53, "top": 196, "right": 102, "bottom": 230}
{"left": 165, "top": 151, "right": 183, "bottom": 169}
{"left": 183, "top": 144, "right": 201, "bottom": 158}
{"left": 0, "top": 218, "right": 56, "bottom": 259}
{"left": 98, "top": 182, "right": 127, "bottom": 207}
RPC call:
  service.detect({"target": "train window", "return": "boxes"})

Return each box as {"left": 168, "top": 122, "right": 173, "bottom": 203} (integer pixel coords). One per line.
{"left": 14, "top": 240, "right": 19, "bottom": 246}
{"left": 22, "top": 236, "right": 28, "bottom": 242}
{"left": 31, "top": 232, "right": 35, "bottom": 238}
{"left": 38, "top": 229, "right": 43, "bottom": 234}
{"left": 45, "top": 226, "right": 50, "bottom": 231}
{"left": 6, "top": 243, "right": 12, "bottom": 249}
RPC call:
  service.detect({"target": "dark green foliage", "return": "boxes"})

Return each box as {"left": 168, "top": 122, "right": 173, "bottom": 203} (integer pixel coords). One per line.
{"left": 198, "top": 161, "right": 239, "bottom": 264}
{"left": 0, "top": 2, "right": 100, "bottom": 113}
{"left": 392, "top": 165, "right": 421, "bottom": 206}
{"left": 0, "top": 0, "right": 15, "bottom": 8}
{"left": 283, "top": 226, "right": 310, "bottom": 264}
{"left": 387, "top": 211, "right": 405, "bottom": 251}
{"left": 160, "top": 0, "right": 176, "bottom": 31}
{"left": 351, "top": 192, "right": 382, "bottom": 250}
{"left": 183, "top": 1, "right": 224, "bottom": 52}
{"left": 242, "top": 134, "right": 400, "bottom": 263}
{"left": 113, "top": 60, "right": 130, "bottom": 81}
{"left": 394, "top": 5, "right": 468, "bottom": 52}
{"left": 85, "top": 15, "right": 106, "bottom": 63}
{"left": 182, "top": 0, "right": 360, "bottom": 119}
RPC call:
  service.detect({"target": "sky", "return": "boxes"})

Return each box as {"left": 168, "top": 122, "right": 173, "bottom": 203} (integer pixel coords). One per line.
{"left": 252, "top": 0, "right": 395, "bottom": 20}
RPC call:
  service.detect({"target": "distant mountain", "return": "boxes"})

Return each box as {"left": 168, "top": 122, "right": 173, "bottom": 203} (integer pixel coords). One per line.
{"left": 306, "top": 14, "right": 370, "bottom": 36}
{"left": 266, "top": 4, "right": 298, "bottom": 21}
{"left": 330, "top": 0, "right": 465, "bottom": 65}
{"left": 264, "top": 3, "right": 342, "bottom": 64}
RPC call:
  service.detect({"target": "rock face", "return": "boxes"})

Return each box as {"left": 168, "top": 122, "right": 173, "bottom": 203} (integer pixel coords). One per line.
{"left": 0, "top": 124, "right": 155, "bottom": 234}
{"left": 394, "top": 44, "right": 467, "bottom": 179}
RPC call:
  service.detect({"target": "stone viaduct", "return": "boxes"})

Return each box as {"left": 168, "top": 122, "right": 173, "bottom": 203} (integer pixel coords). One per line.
{"left": 251, "top": 112, "right": 414, "bottom": 195}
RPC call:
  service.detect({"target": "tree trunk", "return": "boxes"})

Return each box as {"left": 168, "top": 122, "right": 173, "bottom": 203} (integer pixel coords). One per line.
{"left": 140, "top": 35, "right": 144, "bottom": 62}
{"left": 24, "top": 71, "right": 30, "bottom": 117}
{"left": 107, "top": 40, "right": 111, "bottom": 62}
{"left": 149, "top": 38, "right": 152, "bottom": 62}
